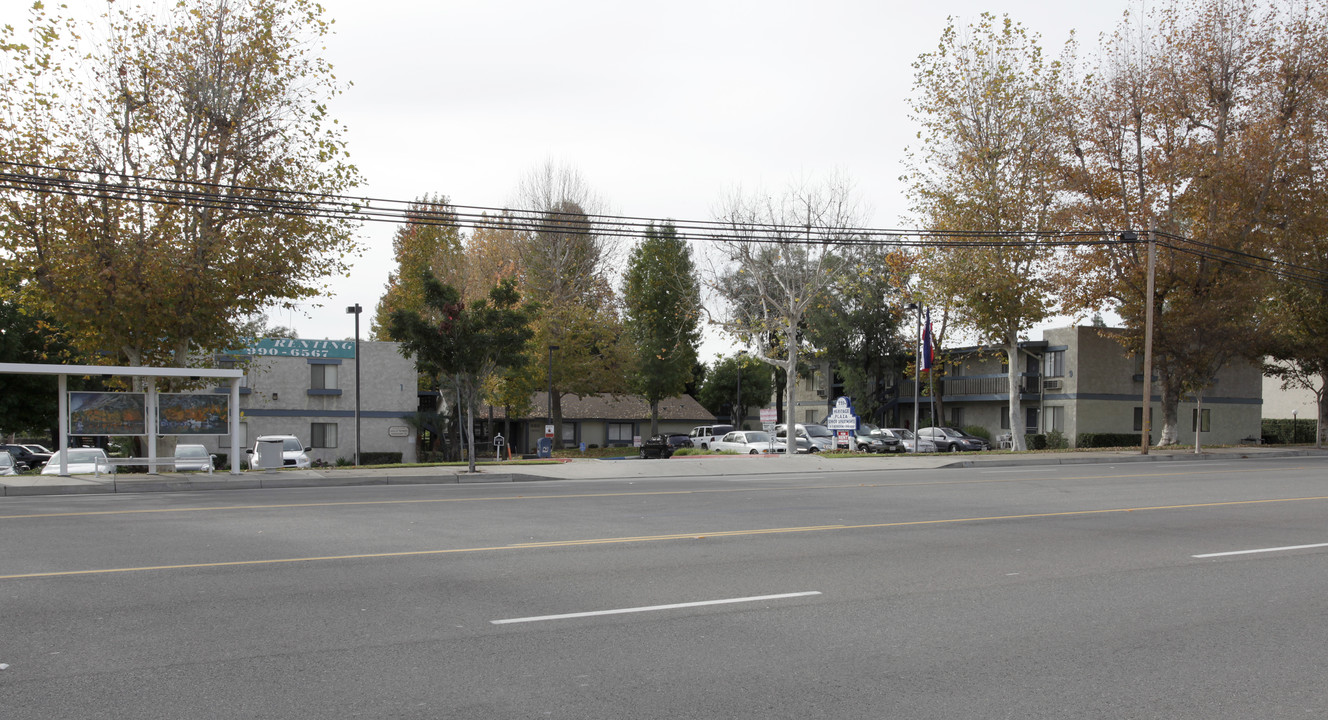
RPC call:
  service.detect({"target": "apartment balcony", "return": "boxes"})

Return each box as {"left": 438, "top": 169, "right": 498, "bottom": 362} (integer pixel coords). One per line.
{"left": 899, "top": 374, "right": 1043, "bottom": 400}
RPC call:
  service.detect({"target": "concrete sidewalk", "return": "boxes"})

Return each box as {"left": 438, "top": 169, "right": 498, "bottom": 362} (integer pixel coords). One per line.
{"left": 1, "top": 445, "right": 1322, "bottom": 497}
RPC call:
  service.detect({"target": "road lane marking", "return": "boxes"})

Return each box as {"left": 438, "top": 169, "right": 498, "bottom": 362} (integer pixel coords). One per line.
{"left": 5, "top": 495, "right": 1328, "bottom": 580}
{"left": 490, "top": 591, "right": 822, "bottom": 625}
{"left": 2, "top": 464, "right": 1320, "bottom": 520}
{"left": 1193, "top": 542, "right": 1328, "bottom": 558}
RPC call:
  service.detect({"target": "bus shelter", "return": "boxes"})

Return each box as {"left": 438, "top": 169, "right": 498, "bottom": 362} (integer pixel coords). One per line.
{"left": 0, "top": 363, "right": 245, "bottom": 476}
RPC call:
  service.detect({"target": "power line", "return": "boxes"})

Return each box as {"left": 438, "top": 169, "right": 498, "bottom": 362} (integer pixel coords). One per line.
{"left": 3, "top": 159, "right": 1327, "bottom": 287}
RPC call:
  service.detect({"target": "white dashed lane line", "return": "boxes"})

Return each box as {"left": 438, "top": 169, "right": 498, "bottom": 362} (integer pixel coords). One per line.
{"left": 1193, "top": 542, "right": 1328, "bottom": 559}
{"left": 491, "top": 591, "right": 822, "bottom": 625}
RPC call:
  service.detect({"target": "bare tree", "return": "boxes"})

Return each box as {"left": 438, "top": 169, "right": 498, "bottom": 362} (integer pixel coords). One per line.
{"left": 509, "top": 161, "right": 629, "bottom": 447}
{"left": 709, "top": 176, "right": 866, "bottom": 455}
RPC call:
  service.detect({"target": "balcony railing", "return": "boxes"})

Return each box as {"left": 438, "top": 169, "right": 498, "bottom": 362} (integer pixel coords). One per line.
{"left": 899, "top": 374, "right": 1042, "bottom": 399}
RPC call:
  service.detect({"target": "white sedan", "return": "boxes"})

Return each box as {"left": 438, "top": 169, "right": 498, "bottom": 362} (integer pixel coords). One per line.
{"left": 41, "top": 448, "right": 110, "bottom": 475}
{"left": 711, "top": 430, "right": 785, "bottom": 455}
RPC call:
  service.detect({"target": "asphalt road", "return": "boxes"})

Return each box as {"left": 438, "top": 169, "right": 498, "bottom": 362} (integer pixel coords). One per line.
{"left": 2, "top": 457, "right": 1326, "bottom": 719}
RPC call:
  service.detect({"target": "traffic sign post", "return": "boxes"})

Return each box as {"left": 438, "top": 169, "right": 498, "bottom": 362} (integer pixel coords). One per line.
{"left": 493, "top": 434, "right": 505, "bottom": 461}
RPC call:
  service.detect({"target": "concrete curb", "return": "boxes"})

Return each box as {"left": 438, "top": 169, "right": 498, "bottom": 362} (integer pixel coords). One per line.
{"left": 938, "top": 448, "right": 1325, "bottom": 469}
{"left": 3, "top": 448, "right": 1322, "bottom": 497}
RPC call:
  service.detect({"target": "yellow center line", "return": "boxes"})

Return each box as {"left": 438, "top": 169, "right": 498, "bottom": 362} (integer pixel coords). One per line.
{"left": 1, "top": 464, "right": 1316, "bottom": 520}
{"left": 3, "top": 494, "right": 1326, "bottom": 580}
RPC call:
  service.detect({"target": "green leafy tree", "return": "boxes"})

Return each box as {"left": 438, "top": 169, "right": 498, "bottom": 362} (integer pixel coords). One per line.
{"left": 622, "top": 223, "right": 702, "bottom": 435}
{"left": 698, "top": 354, "right": 774, "bottom": 429}
{"left": 372, "top": 196, "right": 465, "bottom": 340}
{"left": 0, "top": 295, "right": 102, "bottom": 439}
{"left": 0, "top": 0, "right": 360, "bottom": 368}
{"left": 907, "top": 13, "right": 1066, "bottom": 450}
{"left": 388, "top": 273, "right": 536, "bottom": 472}
{"left": 1059, "top": 0, "right": 1322, "bottom": 444}
{"left": 803, "top": 247, "right": 912, "bottom": 424}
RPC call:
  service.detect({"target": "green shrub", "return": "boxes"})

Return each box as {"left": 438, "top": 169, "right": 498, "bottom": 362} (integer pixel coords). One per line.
{"left": 1044, "top": 429, "right": 1068, "bottom": 449}
{"left": 1076, "top": 432, "right": 1149, "bottom": 448}
{"left": 359, "top": 452, "right": 403, "bottom": 466}
{"left": 962, "top": 425, "right": 992, "bottom": 440}
{"left": 1260, "top": 418, "right": 1316, "bottom": 444}
{"left": 336, "top": 457, "right": 351, "bottom": 467}
{"left": 1024, "top": 433, "right": 1047, "bottom": 450}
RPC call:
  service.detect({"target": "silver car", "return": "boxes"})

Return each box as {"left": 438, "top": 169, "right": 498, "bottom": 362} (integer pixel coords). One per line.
{"left": 0, "top": 450, "right": 19, "bottom": 476}
{"left": 881, "top": 428, "right": 937, "bottom": 453}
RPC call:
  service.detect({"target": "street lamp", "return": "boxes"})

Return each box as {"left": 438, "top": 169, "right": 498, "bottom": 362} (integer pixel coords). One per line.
{"left": 345, "top": 303, "right": 362, "bottom": 467}
{"left": 904, "top": 302, "right": 923, "bottom": 452}
{"left": 1292, "top": 409, "right": 1298, "bottom": 445}
{"left": 547, "top": 344, "right": 560, "bottom": 441}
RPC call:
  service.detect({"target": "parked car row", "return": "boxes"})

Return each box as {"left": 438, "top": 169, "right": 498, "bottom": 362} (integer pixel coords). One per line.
{"left": 642, "top": 423, "right": 992, "bottom": 459}
{"left": 2, "top": 436, "right": 307, "bottom": 475}
{"left": 0, "top": 443, "right": 52, "bottom": 472}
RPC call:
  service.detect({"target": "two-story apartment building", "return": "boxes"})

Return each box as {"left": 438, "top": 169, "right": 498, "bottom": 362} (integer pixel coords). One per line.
{"left": 196, "top": 338, "right": 420, "bottom": 465}
{"left": 892, "top": 326, "right": 1263, "bottom": 446}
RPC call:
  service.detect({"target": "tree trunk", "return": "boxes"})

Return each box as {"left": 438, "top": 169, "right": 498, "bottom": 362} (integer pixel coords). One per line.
{"left": 1193, "top": 394, "right": 1203, "bottom": 454}
{"left": 1006, "top": 335, "right": 1025, "bottom": 451}
{"left": 1158, "top": 370, "right": 1181, "bottom": 446}
{"left": 466, "top": 397, "right": 476, "bottom": 473}
{"left": 783, "top": 323, "right": 799, "bottom": 457}
{"left": 1317, "top": 373, "right": 1325, "bottom": 449}
{"left": 649, "top": 399, "right": 660, "bottom": 437}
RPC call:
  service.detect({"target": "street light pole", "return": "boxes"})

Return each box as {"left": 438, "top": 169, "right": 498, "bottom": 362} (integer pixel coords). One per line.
{"left": 345, "top": 303, "right": 362, "bottom": 467}
{"left": 547, "top": 344, "right": 559, "bottom": 445}
{"left": 905, "top": 302, "right": 922, "bottom": 453}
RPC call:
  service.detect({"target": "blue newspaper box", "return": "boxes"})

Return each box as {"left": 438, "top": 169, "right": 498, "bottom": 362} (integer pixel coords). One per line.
{"left": 536, "top": 437, "right": 553, "bottom": 459}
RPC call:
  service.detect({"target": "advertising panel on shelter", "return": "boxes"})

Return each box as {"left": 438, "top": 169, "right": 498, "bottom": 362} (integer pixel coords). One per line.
{"left": 157, "top": 393, "right": 229, "bottom": 435}
{"left": 69, "top": 392, "right": 146, "bottom": 435}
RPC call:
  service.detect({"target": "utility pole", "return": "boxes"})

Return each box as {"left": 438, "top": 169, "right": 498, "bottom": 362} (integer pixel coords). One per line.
{"left": 1134, "top": 226, "right": 1156, "bottom": 456}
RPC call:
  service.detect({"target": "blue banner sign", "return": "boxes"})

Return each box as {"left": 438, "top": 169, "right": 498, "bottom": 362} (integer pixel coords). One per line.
{"left": 239, "top": 338, "right": 356, "bottom": 358}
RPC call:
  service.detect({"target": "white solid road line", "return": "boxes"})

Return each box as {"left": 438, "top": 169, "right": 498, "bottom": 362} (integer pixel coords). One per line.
{"left": 1193, "top": 542, "right": 1328, "bottom": 558}
{"left": 491, "top": 591, "right": 822, "bottom": 625}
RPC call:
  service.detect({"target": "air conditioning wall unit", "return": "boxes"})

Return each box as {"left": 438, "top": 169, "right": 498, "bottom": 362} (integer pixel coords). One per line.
{"left": 1043, "top": 379, "right": 1063, "bottom": 391}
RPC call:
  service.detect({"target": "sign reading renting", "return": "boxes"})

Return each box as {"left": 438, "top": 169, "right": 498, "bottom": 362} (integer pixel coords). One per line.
{"left": 234, "top": 338, "right": 356, "bottom": 359}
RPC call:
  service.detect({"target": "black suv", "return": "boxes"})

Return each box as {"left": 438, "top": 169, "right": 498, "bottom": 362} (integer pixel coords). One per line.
{"left": 639, "top": 434, "right": 675, "bottom": 459}
{"left": 0, "top": 444, "right": 49, "bottom": 471}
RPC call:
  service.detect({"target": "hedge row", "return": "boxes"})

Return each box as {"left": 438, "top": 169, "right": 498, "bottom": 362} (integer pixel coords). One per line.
{"left": 1076, "top": 433, "right": 1151, "bottom": 448}
{"left": 359, "top": 452, "right": 403, "bottom": 466}
{"left": 1260, "top": 419, "right": 1317, "bottom": 444}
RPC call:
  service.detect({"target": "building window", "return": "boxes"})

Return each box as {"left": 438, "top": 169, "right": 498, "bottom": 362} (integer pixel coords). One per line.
{"left": 311, "top": 422, "right": 337, "bottom": 448}
{"left": 562, "top": 422, "right": 576, "bottom": 444}
{"left": 1045, "top": 351, "right": 1065, "bottom": 378}
{"left": 1047, "top": 406, "right": 1064, "bottom": 432}
{"left": 948, "top": 407, "right": 964, "bottom": 427}
{"left": 1134, "top": 407, "right": 1143, "bottom": 431}
{"left": 311, "top": 364, "right": 338, "bottom": 390}
{"left": 1191, "top": 408, "right": 1211, "bottom": 433}
{"left": 222, "top": 422, "right": 248, "bottom": 448}
{"left": 607, "top": 423, "right": 633, "bottom": 443}
{"left": 1000, "top": 412, "right": 1010, "bottom": 430}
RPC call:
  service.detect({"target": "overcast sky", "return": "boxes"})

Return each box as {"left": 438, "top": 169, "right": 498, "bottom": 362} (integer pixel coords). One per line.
{"left": 5, "top": 0, "right": 1134, "bottom": 358}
